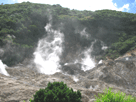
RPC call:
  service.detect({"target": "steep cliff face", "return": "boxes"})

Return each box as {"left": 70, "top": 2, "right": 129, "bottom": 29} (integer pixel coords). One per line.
{"left": 0, "top": 55, "right": 136, "bottom": 102}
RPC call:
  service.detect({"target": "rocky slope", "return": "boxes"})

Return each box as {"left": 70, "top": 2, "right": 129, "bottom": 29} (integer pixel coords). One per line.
{"left": 0, "top": 55, "right": 136, "bottom": 102}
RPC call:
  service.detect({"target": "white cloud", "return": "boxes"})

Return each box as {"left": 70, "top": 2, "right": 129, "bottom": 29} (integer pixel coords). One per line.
{"left": 17, "top": 0, "right": 129, "bottom": 12}
{"left": 114, "top": 3, "right": 117, "bottom": 7}
{"left": 132, "top": 0, "right": 136, "bottom": 8}
{"left": 121, "top": 4, "right": 129, "bottom": 12}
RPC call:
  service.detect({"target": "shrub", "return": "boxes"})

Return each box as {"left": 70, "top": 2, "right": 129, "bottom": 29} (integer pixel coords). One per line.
{"left": 29, "top": 81, "right": 82, "bottom": 102}
{"left": 94, "top": 87, "right": 136, "bottom": 102}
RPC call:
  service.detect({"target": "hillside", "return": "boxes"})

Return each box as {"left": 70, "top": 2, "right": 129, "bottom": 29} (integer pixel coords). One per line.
{"left": 0, "top": 1, "right": 136, "bottom": 66}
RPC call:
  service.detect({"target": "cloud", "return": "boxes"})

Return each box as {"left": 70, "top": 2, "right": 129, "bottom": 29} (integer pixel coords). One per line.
{"left": 121, "top": 4, "right": 129, "bottom": 12}
{"left": 17, "top": 0, "right": 129, "bottom": 12}
{"left": 132, "top": 0, "right": 136, "bottom": 8}
{"left": 114, "top": 3, "right": 117, "bottom": 7}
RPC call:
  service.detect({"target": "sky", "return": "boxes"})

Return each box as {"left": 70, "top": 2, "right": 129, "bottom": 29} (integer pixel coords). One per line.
{"left": 0, "top": 0, "right": 136, "bottom": 14}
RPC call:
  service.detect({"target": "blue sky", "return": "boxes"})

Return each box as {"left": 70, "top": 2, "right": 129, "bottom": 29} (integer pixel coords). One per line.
{"left": 0, "top": 0, "right": 136, "bottom": 14}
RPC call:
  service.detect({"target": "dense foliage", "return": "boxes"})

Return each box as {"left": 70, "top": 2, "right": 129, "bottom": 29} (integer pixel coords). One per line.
{"left": 29, "top": 81, "right": 82, "bottom": 102}
{"left": 0, "top": 1, "right": 136, "bottom": 65}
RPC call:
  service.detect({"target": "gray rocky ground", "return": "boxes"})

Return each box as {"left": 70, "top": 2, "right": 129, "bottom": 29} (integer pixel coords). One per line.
{"left": 0, "top": 56, "right": 136, "bottom": 102}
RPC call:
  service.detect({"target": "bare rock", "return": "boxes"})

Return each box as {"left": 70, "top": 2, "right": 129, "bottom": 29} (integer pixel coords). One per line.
{"left": 1, "top": 58, "right": 136, "bottom": 102}
{"left": 60, "top": 63, "right": 88, "bottom": 76}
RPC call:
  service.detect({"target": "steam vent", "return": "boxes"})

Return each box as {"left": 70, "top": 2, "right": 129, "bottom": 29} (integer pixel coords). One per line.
{"left": 0, "top": 1, "right": 136, "bottom": 102}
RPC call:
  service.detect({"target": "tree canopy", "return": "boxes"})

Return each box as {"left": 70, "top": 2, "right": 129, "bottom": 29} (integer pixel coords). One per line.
{"left": 0, "top": 2, "right": 136, "bottom": 65}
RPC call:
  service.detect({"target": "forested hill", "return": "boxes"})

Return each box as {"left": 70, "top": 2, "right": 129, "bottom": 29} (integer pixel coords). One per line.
{"left": 0, "top": 1, "right": 136, "bottom": 66}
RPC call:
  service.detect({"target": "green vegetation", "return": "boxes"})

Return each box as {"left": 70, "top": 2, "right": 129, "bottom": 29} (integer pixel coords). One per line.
{"left": 0, "top": 2, "right": 136, "bottom": 65}
{"left": 23, "top": 81, "right": 82, "bottom": 102}
{"left": 94, "top": 87, "right": 136, "bottom": 102}
{"left": 22, "top": 82, "right": 136, "bottom": 102}
{"left": 1, "top": 2, "right": 136, "bottom": 102}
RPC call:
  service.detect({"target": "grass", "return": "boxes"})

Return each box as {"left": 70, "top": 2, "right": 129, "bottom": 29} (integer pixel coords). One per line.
{"left": 23, "top": 87, "right": 136, "bottom": 102}
{"left": 94, "top": 87, "right": 136, "bottom": 102}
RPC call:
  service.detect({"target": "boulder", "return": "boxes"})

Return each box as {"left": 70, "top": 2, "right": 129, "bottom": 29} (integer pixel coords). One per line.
{"left": 60, "top": 63, "right": 87, "bottom": 76}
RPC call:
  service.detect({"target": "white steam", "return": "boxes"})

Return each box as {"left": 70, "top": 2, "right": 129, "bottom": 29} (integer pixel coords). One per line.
{"left": 80, "top": 40, "right": 96, "bottom": 71}
{"left": 0, "top": 60, "right": 10, "bottom": 76}
{"left": 33, "top": 23, "right": 96, "bottom": 78}
{"left": 73, "top": 28, "right": 96, "bottom": 71}
{"left": 74, "top": 40, "right": 96, "bottom": 71}
{"left": 73, "top": 76, "right": 79, "bottom": 82}
{"left": 33, "top": 23, "right": 64, "bottom": 75}
{"left": 101, "top": 41, "right": 108, "bottom": 50}
{"left": 80, "top": 28, "right": 89, "bottom": 39}
{"left": 98, "top": 60, "right": 103, "bottom": 64}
